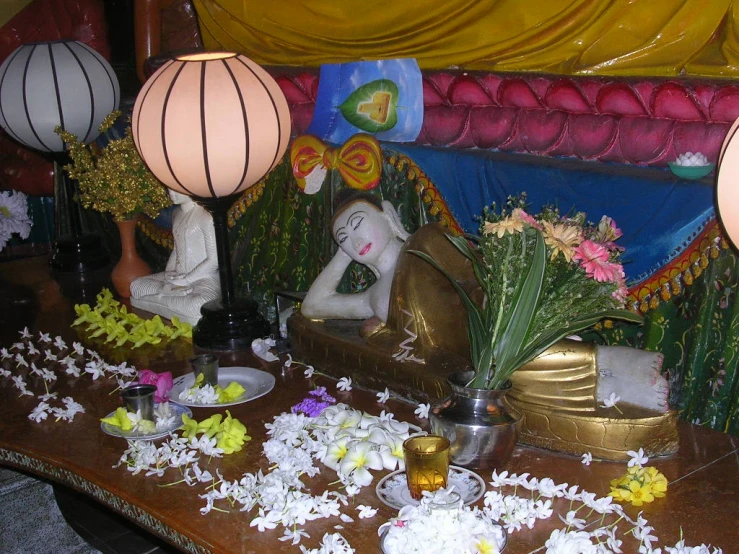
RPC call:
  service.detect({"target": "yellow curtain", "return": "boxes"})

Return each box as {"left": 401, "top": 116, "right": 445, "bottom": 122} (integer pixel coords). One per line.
{"left": 0, "top": 0, "right": 33, "bottom": 28}
{"left": 193, "top": 0, "right": 739, "bottom": 77}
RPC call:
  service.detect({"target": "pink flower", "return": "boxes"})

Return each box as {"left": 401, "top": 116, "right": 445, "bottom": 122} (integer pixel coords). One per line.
{"left": 512, "top": 208, "right": 541, "bottom": 230}
{"left": 574, "top": 240, "right": 623, "bottom": 282}
{"left": 595, "top": 216, "right": 623, "bottom": 250}
{"left": 137, "top": 370, "right": 173, "bottom": 403}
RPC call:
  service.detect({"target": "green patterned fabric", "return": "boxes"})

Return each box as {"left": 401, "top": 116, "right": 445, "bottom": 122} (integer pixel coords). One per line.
{"left": 586, "top": 248, "right": 739, "bottom": 435}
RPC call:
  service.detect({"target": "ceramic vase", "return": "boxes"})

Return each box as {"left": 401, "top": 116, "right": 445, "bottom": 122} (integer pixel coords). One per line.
{"left": 111, "top": 218, "right": 151, "bottom": 298}
{"left": 430, "top": 370, "right": 521, "bottom": 470}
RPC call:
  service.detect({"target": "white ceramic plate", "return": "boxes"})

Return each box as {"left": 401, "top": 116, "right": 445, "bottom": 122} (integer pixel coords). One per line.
{"left": 375, "top": 465, "right": 486, "bottom": 510}
{"left": 100, "top": 402, "right": 191, "bottom": 441}
{"left": 170, "top": 366, "right": 276, "bottom": 408}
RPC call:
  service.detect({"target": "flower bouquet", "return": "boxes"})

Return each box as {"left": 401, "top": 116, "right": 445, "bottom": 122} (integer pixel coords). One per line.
{"left": 411, "top": 195, "right": 642, "bottom": 390}
{"left": 55, "top": 111, "right": 171, "bottom": 222}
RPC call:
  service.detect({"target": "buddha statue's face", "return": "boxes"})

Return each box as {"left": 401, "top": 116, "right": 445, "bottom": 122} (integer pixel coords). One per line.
{"left": 169, "top": 190, "right": 191, "bottom": 205}
{"left": 332, "top": 200, "right": 393, "bottom": 264}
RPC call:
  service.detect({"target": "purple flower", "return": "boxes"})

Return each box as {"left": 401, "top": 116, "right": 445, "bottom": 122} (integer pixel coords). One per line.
{"left": 291, "top": 398, "right": 330, "bottom": 417}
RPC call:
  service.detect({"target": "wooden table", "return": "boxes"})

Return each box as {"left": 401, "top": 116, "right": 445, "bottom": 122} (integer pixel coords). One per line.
{"left": 1, "top": 256, "right": 737, "bottom": 553}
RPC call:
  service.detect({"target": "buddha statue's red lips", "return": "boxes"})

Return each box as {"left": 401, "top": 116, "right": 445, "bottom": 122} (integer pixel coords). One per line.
{"left": 360, "top": 243, "right": 372, "bottom": 256}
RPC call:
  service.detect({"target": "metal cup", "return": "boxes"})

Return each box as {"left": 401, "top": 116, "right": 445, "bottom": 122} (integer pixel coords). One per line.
{"left": 403, "top": 435, "right": 451, "bottom": 500}
{"left": 190, "top": 354, "right": 219, "bottom": 387}
{"left": 120, "top": 384, "right": 157, "bottom": 421}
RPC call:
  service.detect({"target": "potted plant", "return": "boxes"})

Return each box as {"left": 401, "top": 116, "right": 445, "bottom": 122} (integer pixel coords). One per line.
{"left": 56, "top": 111, "right": 171, "bottom": 297}
{"left": 411, "top": 195, "right": 642, "bottom": 468}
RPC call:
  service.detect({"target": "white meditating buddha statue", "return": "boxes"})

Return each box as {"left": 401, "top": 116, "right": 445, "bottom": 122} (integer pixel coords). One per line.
{"left": 130, "top": 191, "right": 220, "bottom": 325}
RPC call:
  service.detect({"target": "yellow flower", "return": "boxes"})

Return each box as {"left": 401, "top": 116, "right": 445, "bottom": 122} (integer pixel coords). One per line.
{"left": 483, "top": 215, "right": 524, "bottom": 238}
{"left": 180, "top": 413, "right": 200, "bottom": 438}
{"left": 197, "top": 414, "right": 224, "bottom": 438}
{"left": 541, "top": 220, "right": 582, "bottom": 262}
{"left": 101, "top": 407, "right": 134, "bottom": 432}
{"left": 216, "top": 411, "right": 250, "bottom": 454}
{"left": 609, "top": 465, "right": 668, "bottom": 506}
{"left": 218, "top": 381, "right": 246, "bottom": 403}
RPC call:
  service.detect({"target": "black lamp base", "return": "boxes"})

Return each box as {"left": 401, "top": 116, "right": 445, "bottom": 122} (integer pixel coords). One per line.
{"left": 193, "top": 297, "right": 271, "bottom": 351}
{"left": 50, "top": 233, "right": 110, "bottom": 274}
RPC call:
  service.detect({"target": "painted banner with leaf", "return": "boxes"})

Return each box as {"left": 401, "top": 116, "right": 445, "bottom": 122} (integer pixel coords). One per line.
{"left": 306, "top": 59, "right": 423, "bottom": 145}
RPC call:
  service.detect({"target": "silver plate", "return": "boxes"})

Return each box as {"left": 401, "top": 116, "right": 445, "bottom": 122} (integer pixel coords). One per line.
{"left": 375, "top": 465, "right": 486, "bottom": 510}
{"left": 170, "top": 366, "right": 276, "bottom": 407}
{"left": 100, "top": 402, "right": 191, "bottom": 440}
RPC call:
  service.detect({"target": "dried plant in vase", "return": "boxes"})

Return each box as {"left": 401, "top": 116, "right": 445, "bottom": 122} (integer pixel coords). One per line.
{"left": 56, "top": 111, "right": 172, "bottom": 297}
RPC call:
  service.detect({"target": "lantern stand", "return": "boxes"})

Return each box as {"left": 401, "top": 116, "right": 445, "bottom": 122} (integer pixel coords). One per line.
{"left": 131, "top": 51, "right": 291, "bottom": 351}
{"left": 0, "top": 40, "right": 119, "bottom": 275}
{"left": 50, "top": 154, "right": 110, "bottom": 273}
{"left": 191, "top": 195, "right": 270, "bottom": 350}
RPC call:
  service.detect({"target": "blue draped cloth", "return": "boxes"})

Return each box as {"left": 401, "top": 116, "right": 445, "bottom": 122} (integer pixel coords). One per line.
{"left": 390, "top": 145, "right": 716, "bottom": 285}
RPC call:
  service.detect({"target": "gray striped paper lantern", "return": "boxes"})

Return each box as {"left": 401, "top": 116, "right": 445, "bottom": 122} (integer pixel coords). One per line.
{"left": 131, "top": 52, "right": 291, "bottom": 199}
{"left": 0, "top": 40, "right": 120, "bottom": 152}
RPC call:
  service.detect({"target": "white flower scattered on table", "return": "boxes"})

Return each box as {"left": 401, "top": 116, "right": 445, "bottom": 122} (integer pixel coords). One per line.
{"left": 0, "top": 190, "right": 32, "bottom": 252}
{"left": 299, "top": 533, "right": 354, "bottom": 554}
{"left": 599, "top": 392, "right": 622, "bottom": 412}
{"left": 376, "top": 387, "right": 390, "bottom": 404}
{"left": 627, "top": 447, "right": 649, "bottom": 468}
{"left": 8, "top": 333, "right": 718, "bottom": 554}
{"left": 484, "top": 470, "right": 722, "bottom": 554}
{"left": 414, "top": 403, "right": 430, "bottom": 419}
{"left": 1, "top": 327, "right": 137, "bottom": 423}
{"left": 581, "top": 452, "right": 593, "bottom": 466}
{"left": 379, "top": 488, "right": 506, "bottom": 554}
{"left": 336, "top": 376, "right": 353, "bottom": 391}
{"left": 114, "top": 394, "right": 422, "bottom": 552}
{"left": 251, "top": 337, "right": 279, "bottom": 362}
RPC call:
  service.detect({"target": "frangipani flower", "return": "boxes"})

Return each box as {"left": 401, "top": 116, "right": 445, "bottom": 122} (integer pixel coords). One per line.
{"left": 323, "top": 435, "right": 353, "bottom": 471}
{"left": 367, "top": 428, "right": 405, "bottom": 471}
{"left": 339, "top": 441, "right": 383, "bottom": 486}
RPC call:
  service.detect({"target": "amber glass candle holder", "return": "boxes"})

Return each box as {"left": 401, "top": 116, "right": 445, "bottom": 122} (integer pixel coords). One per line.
{"left": 403, "top": 435, "right": 451, "bottom": 500}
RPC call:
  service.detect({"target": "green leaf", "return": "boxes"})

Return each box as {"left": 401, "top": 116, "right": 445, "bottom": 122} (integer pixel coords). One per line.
{"left": 492, "top": 230, "right": 545, "bottom": 380}
{"left": 339, "top": 79, "right": 399, "bottom": 132}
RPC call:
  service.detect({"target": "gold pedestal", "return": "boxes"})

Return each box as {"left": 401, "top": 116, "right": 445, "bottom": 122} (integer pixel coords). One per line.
{"left": 288, "top": 314, "right": 679, "bottom": 461}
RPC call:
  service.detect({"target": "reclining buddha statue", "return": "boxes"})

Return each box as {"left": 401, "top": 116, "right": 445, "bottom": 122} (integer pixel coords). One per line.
{"left": 291, "top": 189, "right": 678, "bottom": 460}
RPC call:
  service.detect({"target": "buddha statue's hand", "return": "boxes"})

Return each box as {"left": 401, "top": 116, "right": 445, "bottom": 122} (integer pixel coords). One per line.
{"left": 161, "top": 282, "right": 193, "bottom": 296}
{"left": 168, "top": 273, "right": 194, "bottom": 287}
